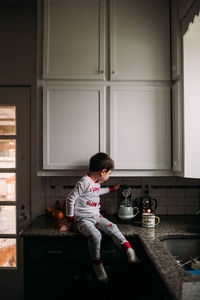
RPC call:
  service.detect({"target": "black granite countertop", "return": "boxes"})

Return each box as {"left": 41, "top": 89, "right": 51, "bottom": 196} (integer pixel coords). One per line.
{"left": 20, "top": 214, "right": 200, "bottom": 300}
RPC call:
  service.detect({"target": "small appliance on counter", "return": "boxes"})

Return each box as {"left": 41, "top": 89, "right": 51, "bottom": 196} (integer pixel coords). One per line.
{"left": 133, "top": 185, "right": 157, "bottom": 221}
{"left": 118, "top": 186, "right": 139, "bottom": 223}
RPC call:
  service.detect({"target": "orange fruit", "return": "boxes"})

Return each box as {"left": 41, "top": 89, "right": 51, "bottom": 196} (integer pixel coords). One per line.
{"left": 52, "top": 209, "right": 64, "bottom": 220}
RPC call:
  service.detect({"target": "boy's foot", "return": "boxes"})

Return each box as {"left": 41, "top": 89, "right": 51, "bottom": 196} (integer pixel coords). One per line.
{"left": 92, "top": 262, "right": 108, "bottom": 283}
{"left": 126, "top": 248, "right": 140, "bottom": 264}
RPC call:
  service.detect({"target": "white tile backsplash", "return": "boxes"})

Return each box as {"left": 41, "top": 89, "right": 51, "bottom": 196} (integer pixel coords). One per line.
{"left": 184, "top": 188, "right": 200, "bottom": 197}
{"left": 44, "top": 176, "right": 200, "bottom": 215}
{"left": 150, "top": 188, "right": 168, "bottom": 198}
{"left": 156, "top": 206, "right": 168, "bottom": 214}
{"left": 168, "top": 206, "right": 185, "bottom": 214}
{"left": 168, "top": 188, "right": 185, "bottom": 197}
{"left": 158, "top": 197, "right": 177, "bottom": 206}
{"left": 177, "top": 197, "right": 194, "bottom": 206}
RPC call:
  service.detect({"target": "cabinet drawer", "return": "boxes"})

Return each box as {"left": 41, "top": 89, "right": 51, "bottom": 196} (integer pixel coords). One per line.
{"left": 27, "top": 238, "right": 89, "bottom": 262}
{"left": 26, "top": 237, "right": 123, "bottom": 263}
{"left": 101, "top": 240, "right": 122, "bottom": 262}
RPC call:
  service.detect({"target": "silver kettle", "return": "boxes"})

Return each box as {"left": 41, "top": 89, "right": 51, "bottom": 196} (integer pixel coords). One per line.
{"left": 118, "top": 186, "right": 139, "bottom": 220}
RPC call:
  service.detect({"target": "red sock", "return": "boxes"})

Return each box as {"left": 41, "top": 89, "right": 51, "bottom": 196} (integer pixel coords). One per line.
{"left": 92, "top": 257, "right": 102, "bottom": 265}
{"left": 121, "top": 241, "right": 132, "bottom": 252}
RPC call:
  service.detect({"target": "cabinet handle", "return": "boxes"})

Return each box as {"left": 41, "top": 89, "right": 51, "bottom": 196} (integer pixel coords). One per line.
{"left": 101, "top": 249, "right": 117, "bottom": 254}
{"left": 47, "top": 250, "right": 63, "bottom": 254}
{"left": 86, "top": 274, "right": 92, "bottom": 281}
{"left": 19, "top": 213, "right": 27, "bottom": 221}
{"left": 74, "top": 273, "right": 80, "bottom": 280}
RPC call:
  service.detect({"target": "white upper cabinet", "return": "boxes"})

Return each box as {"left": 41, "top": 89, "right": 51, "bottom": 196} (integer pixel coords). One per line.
{"left": 110, "top": 85, "right": 171, "bottom": 170}
{"left": 43, "top": 85, "right": 106, "bottom": 169}
{"left": 110, "top": 0, "right": 170, "bottom": 81}
{"left": 43, "top": 0, "right": 170, "bottom": 81}
{"left": 40, "top": 0, "right": 174, "bottom": 174}
{"left": 43, "top": 0, "right": 105, "bottom": 80}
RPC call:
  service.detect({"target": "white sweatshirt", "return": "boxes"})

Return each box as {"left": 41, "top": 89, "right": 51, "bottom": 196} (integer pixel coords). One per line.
{"left": 66, "top": 174, "right": 114, "bottom": 219}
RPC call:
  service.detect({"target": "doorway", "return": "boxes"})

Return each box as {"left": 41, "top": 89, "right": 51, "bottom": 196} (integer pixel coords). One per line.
{"left": 0, "top": 87, "right": 30, "bottom": 300}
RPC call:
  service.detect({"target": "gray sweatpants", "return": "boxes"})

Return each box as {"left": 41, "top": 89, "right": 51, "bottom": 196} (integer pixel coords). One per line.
{"left": 75, "top": 215, "right": 128, "bottom": 260}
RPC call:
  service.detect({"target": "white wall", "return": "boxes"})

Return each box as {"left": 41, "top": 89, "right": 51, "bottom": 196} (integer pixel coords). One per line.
{"left": 183, "top": 14, "right": 200, "bottom": 178}
{"left": 0, "top": 2, "right": 43, "bottom": 220}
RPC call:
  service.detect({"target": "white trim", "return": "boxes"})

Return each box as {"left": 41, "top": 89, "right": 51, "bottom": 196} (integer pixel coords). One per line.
{"left": 172, "top": 81, "right": 183, "bottom": 172}
{"left": 182, "top": 0, "right": 200, "bottom": 35}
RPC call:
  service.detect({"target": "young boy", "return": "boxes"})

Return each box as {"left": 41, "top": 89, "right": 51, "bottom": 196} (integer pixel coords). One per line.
{"left": 60, "top": 152, "right": 139, "bottom": 282}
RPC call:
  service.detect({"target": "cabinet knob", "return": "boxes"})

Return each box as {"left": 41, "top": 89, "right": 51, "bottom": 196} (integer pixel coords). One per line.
{"left": 100, "top": 70, "right": 104, "bottom": 74}
{"left": 112, "top": 70, "right": 115, "bottom": 74}
{"left": 86, "top": 274, "right": 92, "bottom": 281}
{"left": 19, "top": 213, "right": 27, "bottom": 221}
{"left": 74, "top": 273, "right": 80, "bottom": 280}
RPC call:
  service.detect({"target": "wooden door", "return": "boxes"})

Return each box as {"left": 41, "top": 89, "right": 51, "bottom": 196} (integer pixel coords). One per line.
{"left": 0, "top": 87, "right": 30, "bottom": 300}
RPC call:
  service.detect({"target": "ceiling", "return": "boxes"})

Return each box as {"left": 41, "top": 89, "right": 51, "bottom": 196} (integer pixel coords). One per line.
{"left": 0, "top": 0, "right": 36, "bottom": 9}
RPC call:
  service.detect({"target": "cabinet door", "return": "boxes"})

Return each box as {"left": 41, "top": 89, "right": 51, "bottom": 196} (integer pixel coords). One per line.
{"left": 43, "top": 85, "right": 106, "bottom": 169}
{"left": 110, "top": 0, "right": 170, "bottom": 81}
{"left": 171, "top": 0, "right": 182, "bottom": 80}
{"left": 43, "top": 0, "right": 105, "bottom": 80}
{"left": 110, "top": 85, "right": 171, "bottom": 170}
{"left": 172, "top": 82, "right": 183, "bottom": 172}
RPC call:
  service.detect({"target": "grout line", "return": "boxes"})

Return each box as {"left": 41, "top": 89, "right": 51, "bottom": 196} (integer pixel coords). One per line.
{"left": 151, "top": 185, "right": 200, "bottom": 189}
{"left": 50, "top": 184, "right": 200, "bottom": 190}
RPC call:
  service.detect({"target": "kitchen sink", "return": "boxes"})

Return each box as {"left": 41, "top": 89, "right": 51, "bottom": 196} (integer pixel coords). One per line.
{"left": 161, "top": 236, "right": 200, "bottom": 272}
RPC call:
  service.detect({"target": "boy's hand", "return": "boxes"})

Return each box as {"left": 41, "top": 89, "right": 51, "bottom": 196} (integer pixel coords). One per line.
{"left": 114, "top": 184, "right": 122, "bottom": 191}
{"left": 59, "top": 220, "right": 71, "bottom": 232}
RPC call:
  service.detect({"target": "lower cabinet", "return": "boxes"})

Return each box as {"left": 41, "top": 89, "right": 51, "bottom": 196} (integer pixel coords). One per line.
{"left": 24, "top": 236, "right": 172, "bottom": 300}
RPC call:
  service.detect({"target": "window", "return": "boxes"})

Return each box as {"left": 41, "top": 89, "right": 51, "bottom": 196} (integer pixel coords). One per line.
{"left": 0, "top": 106, "right": 16, "bottom": 268}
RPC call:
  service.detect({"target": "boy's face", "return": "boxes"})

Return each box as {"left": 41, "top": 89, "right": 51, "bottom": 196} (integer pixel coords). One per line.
{"left": 99, "top": 169, "right": 113, "bottom": 183}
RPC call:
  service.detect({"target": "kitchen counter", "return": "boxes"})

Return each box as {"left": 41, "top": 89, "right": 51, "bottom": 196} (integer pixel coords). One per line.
{"left": 20, "top": 214, "right": 200, "bottom": 300}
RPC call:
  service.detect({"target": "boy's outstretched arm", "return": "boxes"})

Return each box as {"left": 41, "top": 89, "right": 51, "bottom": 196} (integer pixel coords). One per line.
{"left": 99, "top": 183, "right": 122, "bottom": 195}
{"left": 113, "top": 184, "right": 121, "bottom": 191}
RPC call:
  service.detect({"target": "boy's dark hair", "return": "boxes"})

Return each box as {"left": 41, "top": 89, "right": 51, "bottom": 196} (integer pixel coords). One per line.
{"left": 89, "top": 152, "right": 114, "bottom": 172}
